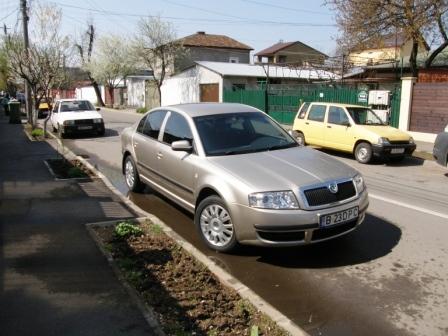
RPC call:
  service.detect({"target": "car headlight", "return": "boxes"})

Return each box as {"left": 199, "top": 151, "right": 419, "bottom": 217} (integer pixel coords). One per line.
{"left": 353, "top": 174, "right": 366, "bottom": 193}
{"left": 249, "top": 191, "right": 299, "bottom": 209}
{"left": 63, "top": 120, "right": 75, "bottom": 126}
{"left": 378, "top": 137, "right": 390, "bottom": 145}
{"left": 409, "top": 137, "right": 414, "bottom": 144}
{"left": 93, "top": 118, "right": 103, "bottom": 124}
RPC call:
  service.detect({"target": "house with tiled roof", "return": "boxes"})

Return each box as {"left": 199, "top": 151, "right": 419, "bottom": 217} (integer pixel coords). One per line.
{"left": 255, "top": 41, "right": 327, "bottom": 66}
{"left": 175, "top": 31, "right": 253, "bottom": 71}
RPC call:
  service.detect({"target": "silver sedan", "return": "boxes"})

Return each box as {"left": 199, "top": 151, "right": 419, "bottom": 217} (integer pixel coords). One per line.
{"left": 121, "top": 103, "right": 369, "bottom": 252}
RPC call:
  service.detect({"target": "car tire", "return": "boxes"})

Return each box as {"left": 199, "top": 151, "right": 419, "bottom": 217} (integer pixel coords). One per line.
{"left": 295, "top": 132, "right": 306, "bottom": 146}
{"left": 195, "top": 195, "right": 238, "bottom": 253}
{"left": 124, "top": 155, "right": 145, "bottom": 193}
{"left": 58, "top": 125, "right": 65, "bottom": 139}
{"left": 354, "top": 142, "right": 372, "bottom": 164}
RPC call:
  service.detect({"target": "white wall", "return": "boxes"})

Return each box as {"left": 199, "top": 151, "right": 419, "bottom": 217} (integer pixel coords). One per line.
{"left": 75, "top": 86, "right": 105, "bottom": 105}
{"left": 127, "top": 78, "right": 146, "bottom": 107}
{"left": 161, "top": 66, "right": 223, "bottom": 105}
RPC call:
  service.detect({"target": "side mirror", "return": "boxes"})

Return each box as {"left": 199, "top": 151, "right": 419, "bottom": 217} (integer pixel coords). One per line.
{"left": 96, "top": 107, "right": 101, "bottom": 111}
{"left": 342, "top": 121, "right": 351, "bottom": 127}
{"left": 171, "top": 140, "right": 192, "bottom": 152}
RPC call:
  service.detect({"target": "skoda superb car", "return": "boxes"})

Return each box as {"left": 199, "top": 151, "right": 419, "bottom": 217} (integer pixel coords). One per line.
{"left": 121, "top": 103, "right": 369, "bottom": 252}
{"left": 50, "top": 99, "right": 105, "bottom": 138}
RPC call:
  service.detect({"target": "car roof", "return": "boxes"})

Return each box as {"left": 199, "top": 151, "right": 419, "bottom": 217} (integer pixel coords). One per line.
{"left": 56, "top": 99, "right": 91, "bottom": 102}
{"left": 154, "top": 103, "right": 262, "bottom": 117}
{"left": 307, "top": 102, "right": 368, "bottom": 108}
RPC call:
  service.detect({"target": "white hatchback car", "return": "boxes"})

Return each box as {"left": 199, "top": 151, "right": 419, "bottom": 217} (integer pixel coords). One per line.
{"left": 50, "top": 99, "right": 105, "bottom": 138}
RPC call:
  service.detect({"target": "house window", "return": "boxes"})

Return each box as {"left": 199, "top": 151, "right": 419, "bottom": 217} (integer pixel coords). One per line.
{"left": 278, "top": 55, "right": 287, "bottom": 63}
{"left": 229, "top": 57, "right": 239, "bottom": 63}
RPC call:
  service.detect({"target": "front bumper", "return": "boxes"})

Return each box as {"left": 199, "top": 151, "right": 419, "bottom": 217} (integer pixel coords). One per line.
{"left": 229, "top": 190, "right": 369, "bottom": 246}
{"left": 372, "top": 143, "right": 416, "bottom": 158}
{"left": 61, "top": 123, "right": 105, "bottom": 135}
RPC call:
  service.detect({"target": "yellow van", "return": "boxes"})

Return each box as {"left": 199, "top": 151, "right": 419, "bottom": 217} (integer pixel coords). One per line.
{"left": 291, "top": 102, "right": 416, "bottom": 163}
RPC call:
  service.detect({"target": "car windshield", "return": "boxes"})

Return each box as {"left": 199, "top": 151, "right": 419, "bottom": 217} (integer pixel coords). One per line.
{"left": 194, "top": 112, "right": 298, "bottom": 156}
{"left": 346, "top": 107, "right": 384, "bottom": 125}
{"left": 60, "top": 100, "right": 95, "bottom": 112}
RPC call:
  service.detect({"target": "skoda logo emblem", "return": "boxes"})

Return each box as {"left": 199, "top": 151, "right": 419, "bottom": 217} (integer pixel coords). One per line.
{"left": 328, "top": 183, "right": 338, "bottom": 194}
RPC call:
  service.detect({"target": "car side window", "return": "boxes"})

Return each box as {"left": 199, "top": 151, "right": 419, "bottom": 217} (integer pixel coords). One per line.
{"left": 162, "top": 112, "right": 193, "bottom": 145}
{"left": 142, "top": 110, "right": 167, "bottom": 139}
{"left": 53, "top": 102, "right": 60, "bottom": 113}
{"left": 307, "top": 105, "right": 326, "bottom": 122}
{"left": 297, "top": 102, "right": 310, "bottom": 119}
{"left": 136, "top": 115, "right": 147, "bottom": 133}
{"left": 328, "top": 106, "right": 350, "bottom": 125}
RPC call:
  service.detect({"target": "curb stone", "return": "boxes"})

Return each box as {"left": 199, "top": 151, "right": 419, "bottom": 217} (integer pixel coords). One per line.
{"left": 44, "top": 132, "right": 310, "bottom": 336}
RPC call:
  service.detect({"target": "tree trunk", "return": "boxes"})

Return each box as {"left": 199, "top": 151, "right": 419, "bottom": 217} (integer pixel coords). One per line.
{"left": 89, "top": 75, "right": 105, "bottom": 106}
{"left": 157, "top": 85, "right": 162, "bottom": 107}
{"left": 107, "top": 86, "right": 114, "bottom": 107}
{"left": 409, "top": 39, "right": 419, "bottom": 77}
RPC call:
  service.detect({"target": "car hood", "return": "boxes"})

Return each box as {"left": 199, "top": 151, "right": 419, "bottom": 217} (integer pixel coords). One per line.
{"left": 208, "top": 146, "right": 358, "bottom": 191}
{"left": 359, "top": 125, "right": 411, "bottom": 141}
{"left": 59, "top": 111, "right": 102, "bottom": 120}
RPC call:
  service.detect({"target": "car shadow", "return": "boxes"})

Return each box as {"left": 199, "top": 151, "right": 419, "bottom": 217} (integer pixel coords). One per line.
{"left": 237, "top": 213, "right": 401, "bottom": 268}
{"left": 63, "top": 128, "right": 119, "bottom": 139}
{"left": 316, "top": 147, "right": 424, "bottom": 167}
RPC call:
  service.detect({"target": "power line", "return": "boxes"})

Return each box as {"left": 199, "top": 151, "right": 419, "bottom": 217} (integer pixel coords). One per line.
{"left": 0, "top": 7, "right": 18, "bottom": 22}
{"left": 239, "top": 0, "right": 331, "bottom": 16}
{"left": 49, "top": 2, "right": 336, "bottom": 27}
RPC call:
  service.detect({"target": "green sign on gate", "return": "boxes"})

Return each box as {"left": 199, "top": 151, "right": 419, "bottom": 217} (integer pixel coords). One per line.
{"left": 358, "top": 90, "right": 368, "bottom": 103}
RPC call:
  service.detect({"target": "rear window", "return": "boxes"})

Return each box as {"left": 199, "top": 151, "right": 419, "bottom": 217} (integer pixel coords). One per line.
{"left": 297, "top": 102, "right": 310, "bottom": 119}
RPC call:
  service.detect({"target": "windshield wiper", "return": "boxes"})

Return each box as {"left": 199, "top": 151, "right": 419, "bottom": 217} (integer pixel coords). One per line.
{"left": 266, "top": 143, "right": 297, "bottom": 151}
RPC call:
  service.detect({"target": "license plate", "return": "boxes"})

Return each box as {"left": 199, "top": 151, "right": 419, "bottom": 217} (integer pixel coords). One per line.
{"left": 391, "top": 148, "right": 405, "bottom": 154}
{"left": 320, "top": 207, "right": 358, "bottom": 227}
{"left": 78, "top": 126, "right": 93, "bottom": 130}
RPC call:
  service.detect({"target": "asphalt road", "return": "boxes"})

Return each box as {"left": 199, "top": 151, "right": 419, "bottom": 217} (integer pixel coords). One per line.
{"left": 60, "top": 108, "right": 448, "bottom": 336}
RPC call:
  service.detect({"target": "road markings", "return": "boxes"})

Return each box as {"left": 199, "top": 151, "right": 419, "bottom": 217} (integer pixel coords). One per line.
{"left": 370, "top": 193, "right": 448, "bottom": 220}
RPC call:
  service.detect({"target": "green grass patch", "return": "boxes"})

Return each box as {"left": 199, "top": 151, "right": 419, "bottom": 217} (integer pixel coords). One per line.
{"left": 67, "top": 166, "right": 85, "bottom": 178}
{"left": 136, "top": 107, "right": 149, "bottom": 114}
{"left": 31, "top": 128, "right": 44, "bottom": 137}
{"left": 115, "top": 220, "right": 143, "bottom": 239}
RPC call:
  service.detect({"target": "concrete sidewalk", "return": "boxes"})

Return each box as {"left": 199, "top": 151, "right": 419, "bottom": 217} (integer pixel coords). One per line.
{"left": 0, "top": 112, "right": 156, "bottom": 335}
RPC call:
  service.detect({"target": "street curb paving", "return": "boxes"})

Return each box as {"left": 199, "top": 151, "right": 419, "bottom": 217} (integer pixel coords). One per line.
{"left": 45, "top": 135, "right": 309, "bottom": 336}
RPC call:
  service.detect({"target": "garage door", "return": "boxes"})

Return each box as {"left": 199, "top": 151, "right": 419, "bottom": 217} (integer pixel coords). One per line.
{"left": 200, "top": 84, "right": 219, "bottom": 102}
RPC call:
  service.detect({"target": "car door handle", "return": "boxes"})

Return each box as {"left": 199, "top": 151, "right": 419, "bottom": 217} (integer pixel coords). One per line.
{"left": 133, "top": 142, "right": 138, "bottom": 147}
{"left": 157, "top": 152, "right": 163, "bottom": 159}
{"left": 305, "top": 122, "right": 309, "bottom": 125}
{"left": 327, "top": 125, "right": 332, "bottom": 128}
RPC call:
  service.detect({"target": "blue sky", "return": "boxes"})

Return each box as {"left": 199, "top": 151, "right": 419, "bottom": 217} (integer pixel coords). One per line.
{"left": 1, "top": 0, "right": 338, "bottom": 56}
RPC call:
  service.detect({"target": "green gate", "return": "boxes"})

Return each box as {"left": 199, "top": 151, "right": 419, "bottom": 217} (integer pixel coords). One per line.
{"left": 223, "top": 85, "right": 401, "bottom": 127}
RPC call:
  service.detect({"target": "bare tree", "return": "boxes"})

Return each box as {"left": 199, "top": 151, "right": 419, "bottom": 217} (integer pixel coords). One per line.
{"left": 75, "top": 24, "right": 105, "bottom": 106}
{"left": 133, "top": 16, "right": 185, "bottom": 105}
{"left": 326, "top": 0, "right": 447, "bottom": 76}
{"left": 88, "top": 34, "right": 135, "bottom": 107}
{"left": 2, "top": 3, "right": 70, "bottom": 126}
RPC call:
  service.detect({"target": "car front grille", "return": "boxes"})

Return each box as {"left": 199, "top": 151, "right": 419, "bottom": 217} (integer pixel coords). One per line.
{"left": 303, "top": 181, "right": 356, "bottom": 207}
{"left": 389, "top": 140, "right": 410, "bottom": 145}
{"left": 74, "top": 119, "right": 94, "bottom": 125}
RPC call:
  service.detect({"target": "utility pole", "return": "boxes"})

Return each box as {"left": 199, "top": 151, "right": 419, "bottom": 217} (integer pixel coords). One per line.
{"left": 20, "top": 0, "right": 32, "bottom": 124}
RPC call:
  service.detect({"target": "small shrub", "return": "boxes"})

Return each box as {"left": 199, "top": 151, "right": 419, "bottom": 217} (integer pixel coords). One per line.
{"left": 136, "top": 107, "right": 148, "bottom": 114}
{"left": 31, "top": 128, "right": 44, "bottom": 137}
{"left": 67, "top": 166, "right": 85, "bottom": 178}
{"left": 115, "top": 221, "right": 143, "bottom": 239}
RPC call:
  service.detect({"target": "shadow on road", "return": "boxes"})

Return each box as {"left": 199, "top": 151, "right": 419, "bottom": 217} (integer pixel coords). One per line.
{"left": 251, "top": 213, "right": 401, "bottom": 268}
{"left": 317, "top": 147, "right": 424, "bottom": 167}
{"left": 63, "top": 128, "right": 119, "bottom": 139}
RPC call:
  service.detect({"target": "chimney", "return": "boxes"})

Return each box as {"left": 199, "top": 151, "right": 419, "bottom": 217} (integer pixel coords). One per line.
{"left": 197, "top": 31, "right": 205, "bottom": 35}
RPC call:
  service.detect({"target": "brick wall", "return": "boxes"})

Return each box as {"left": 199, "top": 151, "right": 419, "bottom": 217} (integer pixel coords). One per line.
{"left": 410, "top": 83, "right": 448, "bottom": 133}
{"left": 418, "top": 68, "right": 448, "bottom": 83}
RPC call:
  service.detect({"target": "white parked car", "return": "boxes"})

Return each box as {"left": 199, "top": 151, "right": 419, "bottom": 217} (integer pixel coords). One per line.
{"left": 50, "top": 99, "right": 105, "bottom": 138}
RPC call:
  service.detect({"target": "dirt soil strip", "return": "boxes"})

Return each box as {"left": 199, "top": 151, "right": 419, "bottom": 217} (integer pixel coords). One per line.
{"left": 45, "top": 133, "right": 309, "bottom": 336}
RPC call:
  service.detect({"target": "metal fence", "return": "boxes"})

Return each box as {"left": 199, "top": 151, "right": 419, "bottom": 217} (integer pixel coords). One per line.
{"left": 223, "top": 84, "right": 401, "bottom": 127}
